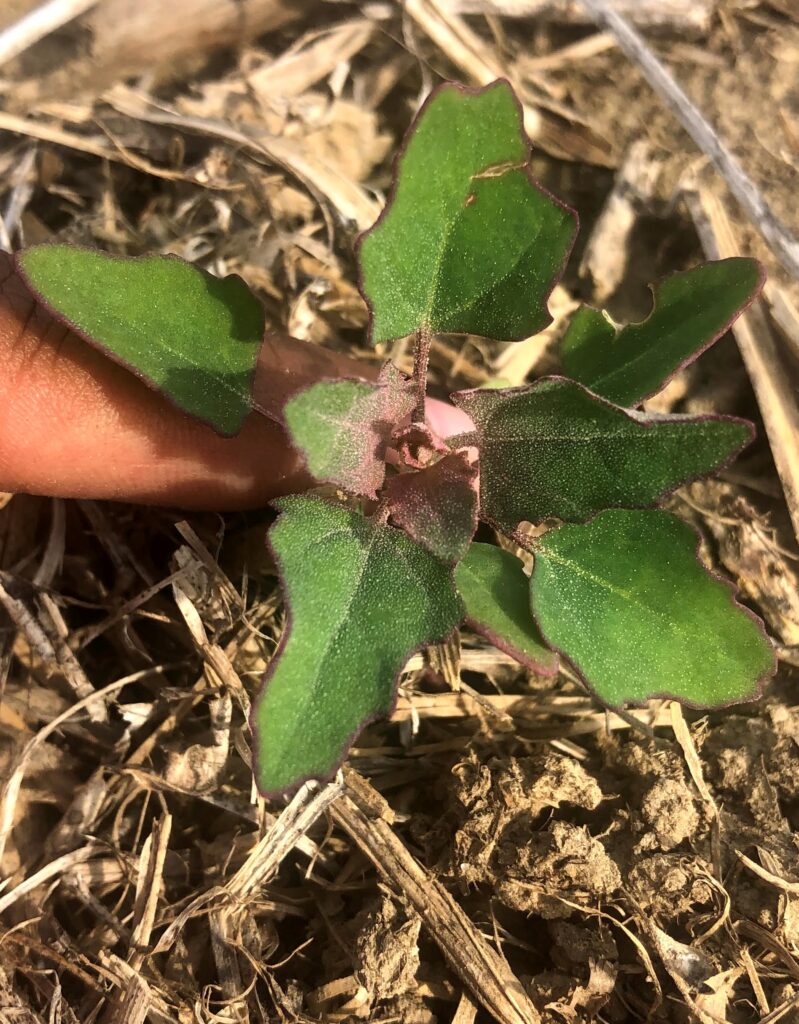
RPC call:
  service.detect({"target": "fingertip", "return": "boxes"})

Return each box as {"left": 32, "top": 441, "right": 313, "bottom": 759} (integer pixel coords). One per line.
{"left": 426, "top": 396, "right": 475, "bottom": 438}
{"left": 0, "top": 251, "right": 475, "bottom": 509}
{"left": 0, "top": 254, "right": 308, "bottom": 508}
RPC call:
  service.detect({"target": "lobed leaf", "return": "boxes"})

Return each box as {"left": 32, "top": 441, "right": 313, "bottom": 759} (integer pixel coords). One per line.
{"left": 283, "top": 364, "right": 414, "bottom": 498}
{"left": 560, "top": 259, "right": 763, "bottom": 407}
{"left": 253, "top": 496, "right": 463, "bottom": 796}
{"left": 358, "top": 80, "right": 577, "bottom": 344}
{"left": 17, "top": 244, "right": 265, "bottom": 435}
{"left": 529, "top": 509, "right": 775, "bottom": 707}
{"left": 453, "top": 377, "right": 751, "bottom": 531}
{"left": 455, "top": 542, "right": 557, "bottom": 673}
{"left": 385, "top": 451, "right": 478, "bottom": 563}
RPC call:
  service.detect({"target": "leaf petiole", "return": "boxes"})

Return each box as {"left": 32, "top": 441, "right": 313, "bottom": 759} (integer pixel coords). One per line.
{"left": 412, "top": 322, "right": 433, "bottom": 422}
{"left": 372, "top": 494, "right": 392, "bottom": 526}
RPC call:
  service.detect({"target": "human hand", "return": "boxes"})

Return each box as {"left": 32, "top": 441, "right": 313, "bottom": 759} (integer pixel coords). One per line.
{"left": 0, "top": 252, "right": 471, "bottom": 509}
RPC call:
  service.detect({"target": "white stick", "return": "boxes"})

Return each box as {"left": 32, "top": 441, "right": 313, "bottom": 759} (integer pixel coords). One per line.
{"left": 438, "top": 0, "right": 711, "bottom": 31}
{"left": 0, "top": 0, "right": 99, "bottom": 67}
{"left": 577, "top": 0, "right": 799, "bottom": 282}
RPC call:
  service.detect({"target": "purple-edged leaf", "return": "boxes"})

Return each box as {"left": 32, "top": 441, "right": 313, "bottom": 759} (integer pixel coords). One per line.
{"left": 17, "top": 244, "right": 264, "bottom": 435}
{"left": 530, "top": 509, "right": 775, "bottom": 707}
{"left": 358, "top": 80, "right": 577, "bottom": 344}
{"left": 561, "top": 259, "right": 764, "bottom": 407}
{"left": 252, "top": 496, "right": 463, "bottom": 796}
{"left": 453, "top": 377, "right": 752, "bottom": 531}
{"left": 455, "top": 542, "right": 557, "bottom": 674}
{"left": 386, "top": 452, "right": 478, "bottom": 563}
{"left": 392, "top": 422, "right": 450, "bottom": 470}
{"left": 283, "top": 363, "right": 414, "bottom": 498}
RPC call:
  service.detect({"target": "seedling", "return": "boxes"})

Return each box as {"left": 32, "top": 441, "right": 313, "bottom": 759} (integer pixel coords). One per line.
{"left": 17, "top": 80, "right": 775, "bottom": 798}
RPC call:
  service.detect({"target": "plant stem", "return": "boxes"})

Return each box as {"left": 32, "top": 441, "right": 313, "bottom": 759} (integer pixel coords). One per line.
{"left": 373, "top": 496, "right": 391, "bottom": 526}
{"left": 412, "top": 322, "right": 432, "bottom": 423}
{"left": 507, "top": 527, "right": 540, "bottom": 554}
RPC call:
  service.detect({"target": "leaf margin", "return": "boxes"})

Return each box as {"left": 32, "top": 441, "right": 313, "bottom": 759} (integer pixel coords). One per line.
{"left": 354, "top": 78, "right": 579, "bottom": 346}
{"left": 560, "top": 257, "right": 766, "bottom": 407}
{"left": 455, "top": 541, "right": 558, "bottom": 675}
{"left": 528, "top": 508, "right": 777, "bottom": 710}
{"left": 283, "top": 365, "right": 414, "bottom": 499}
{"left": 15, "top": 242, "right": 265, "bottom": 437}
{"left": 451, "top": 374, "right": 756, "bottom": 533}
{"left": 251, "top": 493, "right": 464, "bottom": 800}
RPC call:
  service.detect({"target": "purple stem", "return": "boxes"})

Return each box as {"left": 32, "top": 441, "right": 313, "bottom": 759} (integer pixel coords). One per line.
{"left": 413, "top": 323, "right": 432, "bottom": 423}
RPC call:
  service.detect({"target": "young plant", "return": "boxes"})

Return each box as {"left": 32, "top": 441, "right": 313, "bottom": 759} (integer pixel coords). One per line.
{"left": 16, "top": 80, "right": 776, "bottom": 799}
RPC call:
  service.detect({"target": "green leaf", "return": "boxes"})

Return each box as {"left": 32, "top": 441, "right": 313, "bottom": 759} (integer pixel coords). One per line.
{"left": 283, "top": 364, "right": 414, "bottom": 498}
{"left": 358, "top": 81, "right": 576, "bottom": 344}
{"left": 386, "top": 452, "right": 478, "bottom": 563}
{"left": 529, "top": 509, "right": 775, "bottom": 706}
{"left": 453, "top": 378, "right": 751, "bottom": 531}
{"left": 17, "top": 244, "right": 265, "bottom": 435}
{"left": 253, "top": 496, "right": 463, "bottom": 796}
{"left": 455, "top": 542, "right": 557, "bottom": 673}
{"left": 560, "top": 259, "right": 763, "bottom": 406}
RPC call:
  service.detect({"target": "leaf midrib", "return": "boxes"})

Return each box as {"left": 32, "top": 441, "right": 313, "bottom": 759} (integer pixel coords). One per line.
{"left": 276, "top": 521, "right": 382, "bottom": 767}
{"left": 424, "top": 169, "right": 545, "bottom": 329}
{"left": 312, "top": 390, "right": 375, "bottom": 474}
{"left": 481, "top": 423, "right": 731, "bottom": 446}
{"left": 580, "top": 289, "right": 746, "bottom": 400}
{"left": 538, "top": 546, "right": 740, "bottom": 672}
{"left": 583, "top": 319, "right": 680, "bottom": 398}
{"left": 55, "top": 274, "right": 255, "bottom": 410}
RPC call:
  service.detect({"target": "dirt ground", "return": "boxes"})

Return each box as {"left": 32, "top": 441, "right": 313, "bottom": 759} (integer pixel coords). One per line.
{"left": 1, "top": 1, "right": 799, "bottom": 1022}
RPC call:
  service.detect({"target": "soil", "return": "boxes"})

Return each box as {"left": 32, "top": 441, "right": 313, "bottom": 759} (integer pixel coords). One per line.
{"left": 1, "top": 2, "right": 799, "bottom": 1022}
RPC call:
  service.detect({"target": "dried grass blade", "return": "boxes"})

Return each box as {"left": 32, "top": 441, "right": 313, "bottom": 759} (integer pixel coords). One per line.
{"left": 105, "top": 86, "right": 379, "bottom": 229}
{"left": 0, "top": 844, "right": 95, "bottom": 915}
{"left": 129, "top": 814, "right": 173, "bottom": 967}
{"left": 437, "top": 0, "right": 711, "bottom": 31}
{"left": 0, "top": 667, "right": 168, "bottom": 869}
{"left": 577, "top": 0, "right": 799, "bottom": 279}
{"left": 0, "top": 574, "right": 104, "bottom": 722}
{"left": 0, "top": 0, "right": 99, "bottom": 67}
{"left": 248, "top": 20, "right": 373, "bottom": 99}
{"left": 403, "top": 0, "right": 613, "bottom": 166}
{"left": 331, "top": 770, "right": 541, "bottom": 1024}
{"left": 685, "top": 186, "right": 799, "bottom": 544}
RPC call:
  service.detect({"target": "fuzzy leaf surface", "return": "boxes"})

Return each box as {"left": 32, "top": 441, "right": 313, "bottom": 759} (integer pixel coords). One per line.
{"left": 530, "top": 509, "right": 775, "bottom": 706}
{"left": 561, "top": 259, "right": 763, "bottom": 406}
{"left": 253, "top": 497, "right": 463, "bottom": 796}
{"left": 392, "top": 422, "right": 449, "bottom": 470}
{"left": 455, "top": 542, "right": 556, "bottom": 673}
{"left": 386, "top": 452, "right": 478, "bottom": 563}
{"left": 453, "top": 378, "right": 751, "bottom": 530}
{"left": 18, "top": 245, "right": 264, "bottom": 435}
{"left": 358, "top": 81, "right": 576, "bottom": 344}
{"left": 283, "top": 365, "right": 414, "bottom": 498}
